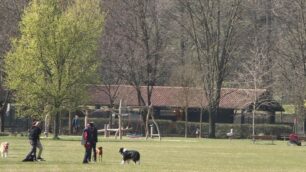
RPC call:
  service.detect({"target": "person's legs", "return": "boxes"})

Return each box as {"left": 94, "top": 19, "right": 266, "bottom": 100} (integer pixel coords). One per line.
{"left": 37, "top": 140, "right": 44, "bottom": 160}
{"left": 83, "top": 145, "right": 91, "bottom": 163}
{"left": 92, "top": 142, "right": 97, "bottom": 162}
{"left": 88, "top": 145, "right": 92, "bottom": 162}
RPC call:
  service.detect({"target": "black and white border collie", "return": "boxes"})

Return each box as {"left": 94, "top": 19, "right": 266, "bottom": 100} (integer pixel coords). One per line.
{"left": 119, "top": 147, "right": 140, "bottom": 165}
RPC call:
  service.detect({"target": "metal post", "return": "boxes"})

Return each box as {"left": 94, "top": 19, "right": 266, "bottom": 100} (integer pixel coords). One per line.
{"left": 119, "top": 99, "right": 122, "bottom": 140}
{"left": 150, "top": 124, "right": 153, "bottom": 138}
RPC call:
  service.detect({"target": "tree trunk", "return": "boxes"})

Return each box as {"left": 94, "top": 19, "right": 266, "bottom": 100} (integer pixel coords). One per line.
{"left": 0, "top": 91, "right": 10, "bottom": 132}
{"left": 118, "top": 99, "right": 122, "bottom": 140}
{"left": 68, "top": 111, "right": 72, "bottom": 135}
{"left": 184, "top": 107, "right": 188, "bottom": 138}
{"left": 0, "top": 104, "right": 9, "bottom": 132}
{"left": 145, "top": 107, "right": 150, "bottom": 140}
{"left": 84, "top": 110, "right": 88, "bottom": 128}
{"left": 109, "top": 106, "right": 113, "bottom": 128}
{"left": 44, "top": 113, "right": 50, "bottom": 137}
{"left": 199, "top": 108, "right": 203, "bottom": 138}
{"left": 0, "top": 112, "right": 4, "bottom": 132}
{"left": 208, "top": 105, "right": 217, "bottom": 138}
{"left": 53, "top": 110, "right": 60, "bottom": 139}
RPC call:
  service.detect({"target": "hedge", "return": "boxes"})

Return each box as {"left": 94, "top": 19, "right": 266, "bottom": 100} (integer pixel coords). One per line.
{"left": 0, "top": 132, "right": 10, "bottom": 136}
{"left": 60, "top": 118, "right": 292, "bottom": 138}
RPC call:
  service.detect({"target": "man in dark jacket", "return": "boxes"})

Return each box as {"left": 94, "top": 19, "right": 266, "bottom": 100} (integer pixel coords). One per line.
{"left": 89, "top": 122, "right": 98, "bottom": 162}
{"left": 23, "top": 121, "right": 40, "bottom": 161}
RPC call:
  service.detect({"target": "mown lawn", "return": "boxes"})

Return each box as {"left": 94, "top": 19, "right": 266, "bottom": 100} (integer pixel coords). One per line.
{"left": 1, "top": 136, "right": 306, "bottom": 172}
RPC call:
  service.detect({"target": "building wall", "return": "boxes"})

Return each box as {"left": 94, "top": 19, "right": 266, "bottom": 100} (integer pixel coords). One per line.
{"left": 154, "top": 107, "right": 235, "bottom": 123}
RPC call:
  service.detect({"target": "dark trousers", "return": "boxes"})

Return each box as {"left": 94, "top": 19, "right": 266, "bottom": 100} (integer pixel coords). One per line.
{"left": 90, "top": 142, "right": 97, "bottom": 162}
{"left": 25, "top": 140, "right": 37, "bottom": 160}
{"left": 83, "top": 144, "right": 92, "bottom": 163}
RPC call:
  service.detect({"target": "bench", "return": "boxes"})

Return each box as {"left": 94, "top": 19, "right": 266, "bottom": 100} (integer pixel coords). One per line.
{"left": 253, "top": 135, "right": 276, "bottom": 144}
{"left": 299, "top": 136, "right": 306, "bottom": 141}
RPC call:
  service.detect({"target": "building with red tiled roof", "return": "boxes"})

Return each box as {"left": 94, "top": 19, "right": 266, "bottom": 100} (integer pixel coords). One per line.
{"left": 88, "top": 85, "right": 283, "bottom": 123}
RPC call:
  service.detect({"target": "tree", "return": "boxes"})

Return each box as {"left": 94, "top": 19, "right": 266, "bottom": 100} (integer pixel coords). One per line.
{"left": 0, "top": 0, "right": 29, "bottom": 132}
{"left": 98, "top": 1, "right": 127, "bottom": 127}
{"left": 170, "top": 61, "right": 198, "bottom": 138}
{"left": 173, "top": 0, "right": 242, "bottom": 138}
{"left": 5, "top": 0, "right": 104, "bottom": 139}
{"left": 274, "top": 0, "right": 306, "bottom": 133}
{"left": 106, "top": 0, "right": 170, "bottom": 140}
{"left": 236, "top": 38, "right": 275, "bottom": 141}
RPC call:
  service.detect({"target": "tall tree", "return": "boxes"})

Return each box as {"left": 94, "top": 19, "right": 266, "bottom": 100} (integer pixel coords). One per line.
{"left": 274, "top": 0, "right": 306, "bottom": 133}
{"left": 173, "top": 0, "right": 242, "bottom": 138}
{"left": 106, "top": 0, "right": 169, "bottom": 139}
{"left": 5, "top": 0, "right": 104, "bottom": 138}
{"left": 0, "top": 0, "right": 29, "bottom": 132}
{"left": 99, "top": 1, "right": 127, "bottom": 127}
{"left": 170, "top": 63, "right": 197, "bottom": 138}
{"left": 236, "top": 37, "right": 276, "bottom": 141}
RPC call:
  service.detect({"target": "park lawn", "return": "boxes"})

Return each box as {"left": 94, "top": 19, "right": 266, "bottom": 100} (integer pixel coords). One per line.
{"left": 0, "top": 136, "right": 306, "bottom": 172}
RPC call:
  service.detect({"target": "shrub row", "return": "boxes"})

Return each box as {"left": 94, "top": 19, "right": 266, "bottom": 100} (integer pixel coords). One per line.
{"left": 151, "top": 120, "right": 292, "bottom": 138}
{"left": 0, "top": 132, "right": 10, "bottom": 136}
{"left": 61, "top": 118, "right": 292, "bottom": 138}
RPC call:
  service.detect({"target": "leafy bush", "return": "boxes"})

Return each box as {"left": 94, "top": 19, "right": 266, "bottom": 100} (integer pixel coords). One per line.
{"left": 0, "top": 132, "right": 10, "bottom": 136}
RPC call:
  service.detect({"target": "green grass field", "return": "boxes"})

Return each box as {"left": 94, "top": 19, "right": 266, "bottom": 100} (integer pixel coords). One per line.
{"left": 1, "top": 136, "right": 306, "bottom": 172}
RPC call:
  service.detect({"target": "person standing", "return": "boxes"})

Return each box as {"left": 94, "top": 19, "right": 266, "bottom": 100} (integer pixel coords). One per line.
{"left": 72, "top": 115, "right": 80, "bottom": 134}
{"left": 23, "top": 121, "right": 40, "bottom": 161}
{"left": 89, "top": 122, "right": 98, "bottom": 162}
{"left": 82, "top": 123, "right": 92, "bottom": 164}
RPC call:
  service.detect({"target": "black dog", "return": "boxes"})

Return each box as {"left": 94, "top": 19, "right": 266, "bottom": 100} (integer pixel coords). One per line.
{"left": 22, "top": 153, "right": 36, "bottom": 162}
{"left": 119, "top": 147, "right": 140, "bottom": 165}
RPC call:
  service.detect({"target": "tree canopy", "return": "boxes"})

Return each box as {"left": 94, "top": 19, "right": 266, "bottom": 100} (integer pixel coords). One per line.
{"left": 5, "top": 0, "right": 105, "bottom": 138}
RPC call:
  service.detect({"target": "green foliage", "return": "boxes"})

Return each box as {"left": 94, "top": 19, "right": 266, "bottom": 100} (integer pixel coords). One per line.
{"left": 5, "top": 0, "right": 105, "bottom": 118}
{"left": 282, "top": 104, "right": 295, "bottom": 114}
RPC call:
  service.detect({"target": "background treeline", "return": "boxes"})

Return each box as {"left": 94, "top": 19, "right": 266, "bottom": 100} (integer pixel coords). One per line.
{"left": 0, "top": 0, "right": 305, "bottom": 136}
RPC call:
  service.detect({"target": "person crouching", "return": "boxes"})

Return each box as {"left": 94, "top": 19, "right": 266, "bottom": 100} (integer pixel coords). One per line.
{"left": 289, "top": 133, "right": 301, "bottom": 146}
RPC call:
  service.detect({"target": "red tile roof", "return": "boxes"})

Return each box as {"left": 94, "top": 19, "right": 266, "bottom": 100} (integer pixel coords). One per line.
{"left": 88, "top": 85, "right": 275, "bottom": 110}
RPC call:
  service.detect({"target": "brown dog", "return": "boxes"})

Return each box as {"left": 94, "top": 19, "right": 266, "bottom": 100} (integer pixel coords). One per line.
{"left": 96, "top": 146, "right": 103, "bottom": 162}
{"left": 0, "top": 142, "right": 9, "bottom": 158}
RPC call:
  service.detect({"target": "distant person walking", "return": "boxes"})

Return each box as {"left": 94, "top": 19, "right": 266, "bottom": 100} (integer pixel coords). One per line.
{"left": 23, "top": 121, "right": 40, "bottom": 161}
{"left": 82, "top": 123, "right": 92, "bottom": 164}
{"left": 89, "top": 122, "right": 98, "bottom": 162}
{"left": 72, "top": 115, "right": 80, "bottom": 134}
